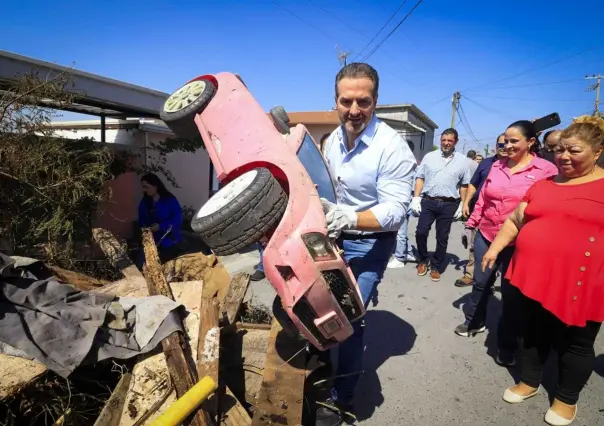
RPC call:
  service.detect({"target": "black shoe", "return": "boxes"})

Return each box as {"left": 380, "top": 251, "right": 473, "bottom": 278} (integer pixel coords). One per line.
{"left": 454, "top": 277, "right": 473, "bottom": 287}
{"left": 251, "top": 270, "right": 265, "bottom": 281}
{"left": 496, "top": 352, "right": 516, "bottom": 367}
{"left": 316, "top": 398, "right": 354, "bottom": 426}
{"left": 454, "top": 320, "right": 486, "bottom": 337}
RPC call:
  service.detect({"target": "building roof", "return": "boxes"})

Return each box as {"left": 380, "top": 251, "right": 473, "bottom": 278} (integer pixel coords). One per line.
{"left": 285, "top": 111, "right": 339, "bottom": 125}
{"left": 48, "top": 118, "right": 174, "bottom": 135}
{"left": 376, "top": 104, "right": 439, "bottom": 130}
{"left": 0, "top": 50, "right": 169, "bottom": 119}
{"left": 282, "top": 104, "right": 439, "bottom": 130}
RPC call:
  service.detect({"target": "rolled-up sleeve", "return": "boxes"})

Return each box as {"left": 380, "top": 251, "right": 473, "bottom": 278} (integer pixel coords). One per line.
{"left": 370, "top": 136, "right": 416, "bottom": 231}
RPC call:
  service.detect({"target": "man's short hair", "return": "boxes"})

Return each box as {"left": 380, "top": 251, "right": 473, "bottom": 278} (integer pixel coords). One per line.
{"left": 467, "top": 150, "right": 477, "bottom": 159}
{"left": 335, "top": 62, "right": 379, "bottom": 98}
{"left": 441, "top": 128, "right": 459, "bottom": 141}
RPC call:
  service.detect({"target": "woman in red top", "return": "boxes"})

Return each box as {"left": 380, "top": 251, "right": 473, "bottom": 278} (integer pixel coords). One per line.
{"left": 482, "top": 116, "right": 604, "bottom": 426}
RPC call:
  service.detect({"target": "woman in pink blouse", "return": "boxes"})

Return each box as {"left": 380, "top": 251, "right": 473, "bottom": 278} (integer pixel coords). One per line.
{"left": 454, "top": 121, "right": 558, "bottom": 366}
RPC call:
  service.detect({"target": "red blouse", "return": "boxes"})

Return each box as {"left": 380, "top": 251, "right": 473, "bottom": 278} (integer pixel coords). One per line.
{"left": 505, "top": 177, "right": 604, "bottom": 327}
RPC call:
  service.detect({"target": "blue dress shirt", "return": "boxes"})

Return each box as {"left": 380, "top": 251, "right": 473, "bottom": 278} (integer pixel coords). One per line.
{"left": 323, "top": 115, "right": 416, "bottom": 232}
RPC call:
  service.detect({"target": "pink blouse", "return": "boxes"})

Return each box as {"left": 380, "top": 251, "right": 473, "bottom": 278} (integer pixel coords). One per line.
{"left": 466, "top": 155, "right": 558, "bottom": 242}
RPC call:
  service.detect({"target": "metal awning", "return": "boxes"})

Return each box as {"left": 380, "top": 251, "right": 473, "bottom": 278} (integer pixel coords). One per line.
{"left": 0, "top": 50, "right": 169, "bottom": 119}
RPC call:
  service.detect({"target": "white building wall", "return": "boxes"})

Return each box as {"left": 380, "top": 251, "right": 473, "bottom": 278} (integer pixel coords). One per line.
{"left": 376, "top": 109, "right": 436, "bottom": 161}
{"left": 50, "top": 124, "right": 211, "bottom": 236}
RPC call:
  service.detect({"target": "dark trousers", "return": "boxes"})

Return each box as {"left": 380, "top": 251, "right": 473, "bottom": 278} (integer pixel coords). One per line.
{"left": 331, "top": 233, "right": 395, "bottom": 404}
{"left": 519, "top": 292, "right": 602, "bottom": 405}
{"left": 415, "top": 198, "right": 459, "bottom": 271}
{"left": 462, "top": 231, "right": 520, "bottom": 355}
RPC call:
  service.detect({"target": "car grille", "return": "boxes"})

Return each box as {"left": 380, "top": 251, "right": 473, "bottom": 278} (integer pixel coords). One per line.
{"left": 292, "top": 297, "right": 336, "bottom": 347}
{"left": 322, "top": 270, "right": 363, "bottom": 322}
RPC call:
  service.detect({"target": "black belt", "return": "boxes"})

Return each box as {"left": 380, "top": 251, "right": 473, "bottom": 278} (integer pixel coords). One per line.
{"left": 340, "top": 231, "right": 396, "bottom": 241}
{"left": 423, "top": 195, "right": 460, "bottom": 203}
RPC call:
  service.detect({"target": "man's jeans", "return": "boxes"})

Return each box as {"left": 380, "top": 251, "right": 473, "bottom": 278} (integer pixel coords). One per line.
{"left": 394, "top": 212, "right": 414, "bottom": 261}
{"left": 257, "top": 243, "right": 264, "bottom": 272}
{"left": 415, "top": 198, "right": 458, "bottom": 272}
{"left": 331, "top": 233, "right": 395, "bottom": 404}
{"left": 462, "top": 231, "right": 520, "bottom": 356}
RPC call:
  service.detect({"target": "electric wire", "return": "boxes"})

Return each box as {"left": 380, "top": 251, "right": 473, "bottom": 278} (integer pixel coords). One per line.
{"left": 361, "top": 0, "right": 425, "bottom": 61}
{"left": 352, "top": 0, "right": 410, "bottom": 61}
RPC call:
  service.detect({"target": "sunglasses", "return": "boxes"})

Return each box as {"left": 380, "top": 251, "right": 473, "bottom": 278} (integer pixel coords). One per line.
{"left": 497, "top": 143, "right": 505, "bottom": 149}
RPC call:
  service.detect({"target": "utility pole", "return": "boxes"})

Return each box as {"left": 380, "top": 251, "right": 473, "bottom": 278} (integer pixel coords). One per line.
{"left": 338, "top": 52, "right": 348, "bottom": 67}
{"left": 451, "top": 92, "right": 461, "bottom": 128}
{"left": 585, "top": 74, "right": 602, "bottom": 117}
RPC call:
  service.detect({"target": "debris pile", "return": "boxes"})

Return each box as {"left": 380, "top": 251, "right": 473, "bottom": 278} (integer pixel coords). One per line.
{"left": 0, "top": 228, "right": 313, "bottom": 426}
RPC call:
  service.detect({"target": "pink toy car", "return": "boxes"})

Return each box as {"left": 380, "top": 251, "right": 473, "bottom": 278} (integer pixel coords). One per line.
{"left": 160, "top": 72, "right": 365, "bottom": 350}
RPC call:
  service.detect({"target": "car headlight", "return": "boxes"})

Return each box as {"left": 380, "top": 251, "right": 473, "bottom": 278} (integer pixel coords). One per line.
{"left": 302, "top": 232, "right": 337, "bottom": 261}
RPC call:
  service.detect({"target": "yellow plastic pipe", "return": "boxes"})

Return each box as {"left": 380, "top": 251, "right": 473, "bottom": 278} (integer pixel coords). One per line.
{"left": 149, "top": 376, "right": 217, "bottom": 426}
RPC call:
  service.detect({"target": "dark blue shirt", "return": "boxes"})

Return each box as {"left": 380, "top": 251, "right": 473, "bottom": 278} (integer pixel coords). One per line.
{"left": 469, "top": 156, "right": 498, "bottom": 208}
{"left": 138, "top": 195, "right": 183, "bottom": 248}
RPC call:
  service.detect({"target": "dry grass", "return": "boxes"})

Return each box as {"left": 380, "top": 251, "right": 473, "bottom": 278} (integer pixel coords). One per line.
{"left": 0, "top": 361, "right": 129, "bottom": 426}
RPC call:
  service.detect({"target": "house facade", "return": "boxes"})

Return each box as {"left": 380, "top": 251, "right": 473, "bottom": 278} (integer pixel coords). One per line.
{"left": 51, "top": 104, "right": 437, "bottom": 239}
{"left": 285, "top": 104, "right": 438, "bottom": 160}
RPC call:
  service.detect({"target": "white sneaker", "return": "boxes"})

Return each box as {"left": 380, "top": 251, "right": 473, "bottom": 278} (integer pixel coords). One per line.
{"left": 387, "top": 257, "right": 406, "bottom": 269}
{"left": 405, "top": 253, "right": 417, "bottom": 262}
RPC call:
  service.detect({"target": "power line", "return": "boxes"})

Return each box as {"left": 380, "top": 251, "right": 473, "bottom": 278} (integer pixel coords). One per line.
{"left": 270, "top": 1, "right": 344, "bottom": 47}
{"left": 282, "top": 0, "right": 430, "bottom": 90}
{"left": 457, "top": 102, "right": 480, "bottom": 144}
{"left": 427, "top": 79, "right": 585, "bottom": 106}
{"left": 352, "top": 0, "right": 409, "bottom": 62}
{"left": 361, "top": 0, "right": 425, "bottom": 61}
{"left": 463, "top": 43, "right": 604, "bottom": 92}
{"left": 471, "top": 95, "right": 588, "bottom": 103}
{"left": 462, "top": 95, "right": 518, "bottom": 121}
{"left": 467, "top": 78, "right": 585, "bottom": 92}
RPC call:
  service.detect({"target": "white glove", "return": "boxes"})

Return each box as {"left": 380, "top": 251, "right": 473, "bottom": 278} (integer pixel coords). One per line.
{"left": 454, "top": 203, "right": 463, "bottom": 220}
{"left": 320, "top": 198, "right": 358, "bottom": 239}
{"left": 410, "top": 197, "right": 422, "bottom": 216}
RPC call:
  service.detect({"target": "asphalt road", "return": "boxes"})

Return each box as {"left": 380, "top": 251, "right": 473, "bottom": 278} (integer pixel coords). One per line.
{"left": 222, "top": 219, "right": 604, "bottom": 426}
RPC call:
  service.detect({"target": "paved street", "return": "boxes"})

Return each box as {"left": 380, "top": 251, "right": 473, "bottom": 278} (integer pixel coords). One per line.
{"left": 222, "top": 220, "right": 604, "bottom": 426}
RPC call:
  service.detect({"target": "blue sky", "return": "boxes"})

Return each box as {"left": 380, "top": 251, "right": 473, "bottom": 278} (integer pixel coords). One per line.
{"left": 3, "top": 0, "right": 604, "bottom": 152}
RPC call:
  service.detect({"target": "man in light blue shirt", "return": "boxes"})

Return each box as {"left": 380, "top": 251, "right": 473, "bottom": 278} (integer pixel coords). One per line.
{"left": 410, "top": 128, "right": 472, "bottom": 282}
{"left": 317, "top": 63, "right": 416, "bottom": 426}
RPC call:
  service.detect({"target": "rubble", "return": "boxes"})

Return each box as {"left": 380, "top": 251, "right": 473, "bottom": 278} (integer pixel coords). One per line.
{"left": 1, "top": 228, "right": 314, "bottom": 425}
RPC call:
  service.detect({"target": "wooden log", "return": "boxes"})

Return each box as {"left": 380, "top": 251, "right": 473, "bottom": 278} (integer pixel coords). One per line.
{"left": 220, "top": 273, "right": 251, "bottom": 326}
{"left": 118, "top": 281, "right": 203, "bottom": 426}
{"left": 197, "top": 297, "right": 220, "bottom": 424}
{"left": 251, "top": 320, "right": 307, "bottom": 426}
{"left": 93, "top": 228, "right": 143, "bottom": 279}
{"left": 141, "top": 228, "right": 212, "bottom": 426}
{"left": 48, "top": 265, "right": 109, "bottom": 290}
{"left": 93, "top": 373, "right": 132, "bottom": 426}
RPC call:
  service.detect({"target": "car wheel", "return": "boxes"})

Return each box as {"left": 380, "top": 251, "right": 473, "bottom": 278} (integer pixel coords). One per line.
{"left": 270, "top": 106, "right": 290, "bottom": 135}
{"left": 272, "top": 295, "right": 302, "bottom": 338}
{"left": 160, "top": 78, "right": 216, "bottom": 139}
{"left": 191, "top": 167, "right": 287, "bottom": 256}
